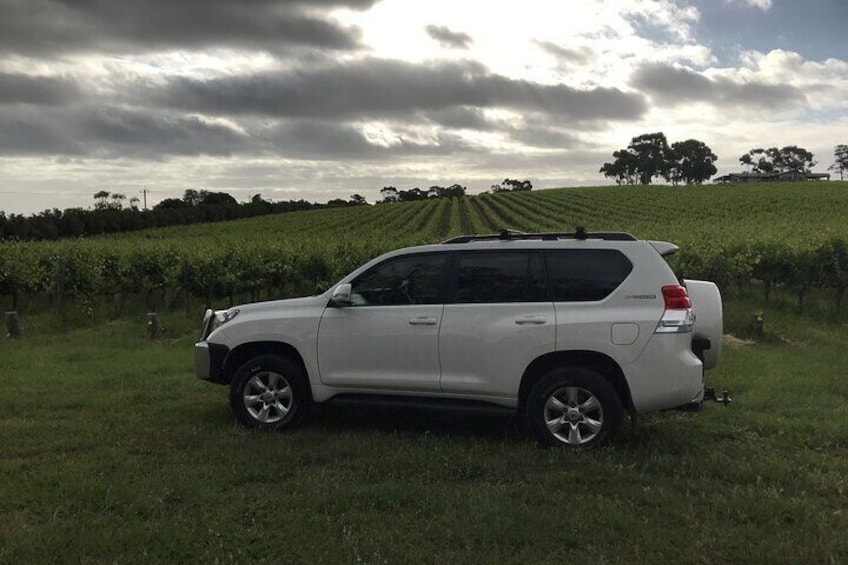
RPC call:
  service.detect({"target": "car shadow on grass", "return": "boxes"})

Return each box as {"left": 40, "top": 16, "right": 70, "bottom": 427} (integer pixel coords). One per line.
{"left": 309, "top": 404, "right": 528, "bottom": 444}
{"left": 200, "top": 403, "right": 654, "bottom": 448}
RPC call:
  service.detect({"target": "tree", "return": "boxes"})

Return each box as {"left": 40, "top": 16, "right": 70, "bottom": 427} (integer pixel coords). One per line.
{"left": 600, "top": 149, "right": 639, "bottom": 185}
{"left": 182, "top": 189, "right": 203, "bottom": 206}
{"left": 93, "top": 190, "right": 111, "bottom": 210}
{"left": 199, "top": 191, "right": 238, "bottom": 207}
{"left": 110, "top": 193, "right": 127, "bottom": 209}
{"left": 503, "top": 178, "right": 533, "bottom": 191}
{"left": 829, "top": 144, "right": 848, "bottom": 181}
{"left": 180, "top": 189, "right": 237, "bottom": 207}
{"left": 629, "top": 132, "right": 674, "bottom": 184}
{"left": 739, "top": 146, "right": 816, "bottom": 174}
{"left": 429, "top": 184, "right": 466, "bottom": 198}
{"left": 600, "top": 133, "right": 673, "bottom": 185}
{"left": 398, "top": 188, "right": 429, "bottom": 201}
{"left": 670, "top": 139, "right": 718, "bottom": 185}
{"left": 380, "top": 186, "right": 399, "bottom": 203}
{"left": 154, "top": 198, "right": 187, "bottom": 210}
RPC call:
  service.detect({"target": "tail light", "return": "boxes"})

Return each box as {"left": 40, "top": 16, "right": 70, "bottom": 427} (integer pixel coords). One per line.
{"left": 655, "top": 285, "right": 694, "bottom": 333}
{"left": 662, "top": 285, "right": 691, "bottom": 309}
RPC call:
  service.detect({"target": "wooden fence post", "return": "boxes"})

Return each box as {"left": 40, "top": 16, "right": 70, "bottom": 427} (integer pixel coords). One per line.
{"left": 753, "top": 312, "right": 764, "bottom": 338}
{"left": 146, "top": 313, "right": 162, "bottom": 339}
{"left": 5, "top": 311, "right": 21, "bottom": 339}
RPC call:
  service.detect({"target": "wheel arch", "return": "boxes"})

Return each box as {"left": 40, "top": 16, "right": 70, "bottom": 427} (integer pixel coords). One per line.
{"left": 223, "top": 341, "right": 312, "bottom": 400}
{"left": 519, "top": 350, "right": 633, "bottom": 411}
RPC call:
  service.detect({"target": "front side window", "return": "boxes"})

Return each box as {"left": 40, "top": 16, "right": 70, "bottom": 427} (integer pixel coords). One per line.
{"left": 546, "top": 250, "right": 633, "bottom": 302}
{"left": 455, "top": 252, "right": 548, "bottom": 303}
{"left": 351, "top": 253, "right": 448, "bottom": 306}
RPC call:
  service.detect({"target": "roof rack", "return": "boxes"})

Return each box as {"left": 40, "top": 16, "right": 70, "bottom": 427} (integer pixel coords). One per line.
{"left": 441, "top": 227, "right": 637, "bottom": 244}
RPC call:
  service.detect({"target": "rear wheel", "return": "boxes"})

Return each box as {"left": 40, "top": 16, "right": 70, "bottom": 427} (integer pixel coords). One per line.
{"left": 229, "top": 355, "right": 309, "bottom": 430}
{"left": 527, "top": 367, "right": 622, "bottom": 448}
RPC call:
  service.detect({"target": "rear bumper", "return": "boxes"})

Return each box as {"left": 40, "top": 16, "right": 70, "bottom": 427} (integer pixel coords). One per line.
{"left": 194, "top": 341, "right": 230, "bottom": 384}
{"left": 625, "top": 333, "right": 705, "bottom": 413}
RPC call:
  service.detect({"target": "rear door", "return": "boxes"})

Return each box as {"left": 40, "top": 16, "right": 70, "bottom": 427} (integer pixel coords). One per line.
{"left": 439, "top": 251, "right": 555, "bottom": 398}
{"left": 547, "top": 248, "right": 655, "bottom": 363}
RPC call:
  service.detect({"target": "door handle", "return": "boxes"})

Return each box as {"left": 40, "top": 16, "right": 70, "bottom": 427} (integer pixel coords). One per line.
{"left": 515, "top": 316, "right": 547, "bottom": 325}
{"left": 409, "top": 316, "right": 438, "bottom": 326}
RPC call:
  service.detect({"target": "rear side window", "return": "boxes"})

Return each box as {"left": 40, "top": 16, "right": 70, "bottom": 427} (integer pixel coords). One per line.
{"left": 545, "top": 250, "right": 633, "bottom": 302}
{"left": 455, "top": 252, "right": 548, "bottom": 303}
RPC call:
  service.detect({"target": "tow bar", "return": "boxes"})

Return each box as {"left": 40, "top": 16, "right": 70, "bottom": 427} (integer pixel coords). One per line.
{"left": 704, "top": 387, "right": 732, "bottom": 405}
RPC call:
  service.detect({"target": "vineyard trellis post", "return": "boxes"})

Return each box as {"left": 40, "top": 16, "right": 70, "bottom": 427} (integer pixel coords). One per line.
{"left": 5, "top": 311, "right": 20, "bottom": 339}
{"left": 146, "top": 312, "right": 162, "bottom": 339}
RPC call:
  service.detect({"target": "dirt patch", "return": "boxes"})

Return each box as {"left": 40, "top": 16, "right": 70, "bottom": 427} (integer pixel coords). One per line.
{"left": 723, "top": 334, "right": 754, "bottom": 347}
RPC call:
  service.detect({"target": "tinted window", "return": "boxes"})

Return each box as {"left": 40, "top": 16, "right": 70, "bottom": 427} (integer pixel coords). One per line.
{"left": 351, "top": 254, "right": 448, "bottom": 306}
{"left": 455, "top": 252, "right": 548, "bottom": 303}
{"left": 546, "top": 250, "right": 633, "bottom": 302}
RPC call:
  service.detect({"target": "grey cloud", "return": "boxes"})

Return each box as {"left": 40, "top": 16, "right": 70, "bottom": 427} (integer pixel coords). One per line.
{"left": 154, "top": 58, "right": 647, "bottom": 122}
{"left": 0, "top": 72, "right": 81, "bottom": 106}
{"left": 631, "top": 62, "right": 805, "bottom": 108}
{"left": 265, "top": 120, "right": 378, "bottom": 159}
{"left": 267, "top": 120, "right": 481, "bottom": 160}
{"left": 422, "top": 107, "right": 494, "bottom": 130}
{"left": 0, "top": 0, "right": 373, "bottom": 56}
{"left": 0, "top": 106, "right": 247, "bottom": 158}
{"left": 0, "top": 115, "right": 82, "bottom": 156}
{"left": 535, "top": 41, "right": 595, "bottom": 66}
{"left": 0, "top": 102, "right": 483, "bottom": 160}
{"left": 81, "top": 109, "right": 246, "bottom": 157}
{"left": 426, "top": 25, "right": 473, "bottom": 49}
{"left": 509, "top": 127, "right": 581, "bottom": 148}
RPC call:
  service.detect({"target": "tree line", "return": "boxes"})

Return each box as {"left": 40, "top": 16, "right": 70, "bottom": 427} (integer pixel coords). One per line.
{"left": 2, "top": 176, "right": 526, "bottom": 241}
{"left": 601, "top": 133, "right": 846, "bottom": 185}
{"left": 380, "top": 178, "right": 532, "bottom": 203}
{"left": 0, "top": 189, "right": 369, "bottom": 242}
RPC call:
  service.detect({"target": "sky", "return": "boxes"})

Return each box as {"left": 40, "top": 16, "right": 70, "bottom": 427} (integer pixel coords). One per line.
{"left": 1, "top": 0, "right": 846, "bottom": 215}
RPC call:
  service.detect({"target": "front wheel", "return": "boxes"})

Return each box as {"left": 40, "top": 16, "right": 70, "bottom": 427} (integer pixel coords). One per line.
{"left": 526, "top": 367, "right": 622, "bottom": 448}
{"left": 229, "top": 355, "right": 309, "bottom": 430}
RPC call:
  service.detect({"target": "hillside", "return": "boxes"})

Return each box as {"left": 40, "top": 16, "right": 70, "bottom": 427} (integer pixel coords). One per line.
{"left": 2, "top": 181, "right": 847, "bottom": 312}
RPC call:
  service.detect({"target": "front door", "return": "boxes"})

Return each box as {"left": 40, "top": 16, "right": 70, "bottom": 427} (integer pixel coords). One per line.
{"left": 317, "top": 253, "right": 449, "bottom": 392}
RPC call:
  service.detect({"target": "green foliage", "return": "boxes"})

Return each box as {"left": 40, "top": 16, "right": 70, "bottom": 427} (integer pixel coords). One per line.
{"left": 829, "top": 144, "right": 848, "bottom": 180}
{"left": 2, "top": 182, "right": 848, "bottom": 313}
{"left": 670, "top": 139, "right": 718, "bottom": 185}
{"left": 739, "top": 146, "right": 816, "bottom": 174}
{"left": 601, "top": 133, "right": 717, "bottom": 185}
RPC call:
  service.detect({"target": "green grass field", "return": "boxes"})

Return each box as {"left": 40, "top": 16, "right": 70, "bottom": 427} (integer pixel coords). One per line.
{"left": 1, "top": 297, "right": 847, "bottom": 564}
{"left": 2, "top": 182, "right": 848, "bottom": 563}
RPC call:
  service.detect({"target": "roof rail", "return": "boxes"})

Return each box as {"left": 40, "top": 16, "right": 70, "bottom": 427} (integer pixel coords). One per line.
{"left": 441, "top": 227, "right": 637, "bottom": 244}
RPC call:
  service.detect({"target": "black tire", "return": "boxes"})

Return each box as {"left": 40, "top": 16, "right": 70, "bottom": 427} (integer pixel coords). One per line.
{"left": 526, "top": 367, "right": 622, "bottom": 448}
{"left": 229, "top": 355, "right": 310, "bottom": 430}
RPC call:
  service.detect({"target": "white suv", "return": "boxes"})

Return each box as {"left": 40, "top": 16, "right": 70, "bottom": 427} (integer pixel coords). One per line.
{"left": 195, "top": 229, "right": 723, "bottom": 448}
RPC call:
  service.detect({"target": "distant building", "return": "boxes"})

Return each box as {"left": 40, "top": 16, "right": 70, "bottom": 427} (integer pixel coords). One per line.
{"left": 714, "top": 171, "right": 831, "bottom": 183}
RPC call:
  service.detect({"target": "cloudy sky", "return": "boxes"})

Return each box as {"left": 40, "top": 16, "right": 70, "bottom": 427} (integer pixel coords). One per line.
{"left": 1, "top": 0, "right": 846, "bottom": 214}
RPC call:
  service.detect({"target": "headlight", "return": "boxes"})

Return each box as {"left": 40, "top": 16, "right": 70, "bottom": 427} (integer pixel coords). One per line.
{"left": 211, "top": 308, "right": 240, "bottom": 333}
{"left": 199, "top": 308, "right": 240, "bottom": 340}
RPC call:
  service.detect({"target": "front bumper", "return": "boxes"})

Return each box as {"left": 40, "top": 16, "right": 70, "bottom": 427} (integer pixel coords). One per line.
{"left": 194, "top": 341, "right": 230, "bottom": 384}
